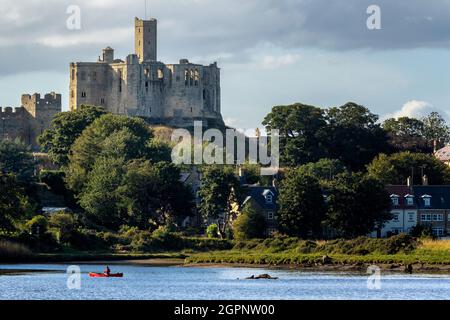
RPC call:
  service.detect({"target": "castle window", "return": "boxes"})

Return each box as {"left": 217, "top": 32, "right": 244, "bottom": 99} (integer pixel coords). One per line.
{"left": 203, "top": 89, "right": 206, "bottom": 100}
{"left": 158, "top": 69, "right": 164, "bottom": 80}
{"left": 194, "top": 69, "right": 199, "bottom": 86}
{"left": 100, "top": 98, "right": 105, "bottom": 104}
{"left": 185, "top": 70, "right": 189, "bottom": 86}
{"left": 71, "top": 69, "right": 75, "bottom": 80}
{"left": 81, "top": 92, "right": 86, "bottom": 98}
{"left": 71, "top": 91, "right": 74, "bottom": 98}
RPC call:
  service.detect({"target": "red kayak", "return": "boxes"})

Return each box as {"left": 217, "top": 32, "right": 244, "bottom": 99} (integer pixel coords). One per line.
{"left": 89, "top": 272, "right": 123, "bottom": 278}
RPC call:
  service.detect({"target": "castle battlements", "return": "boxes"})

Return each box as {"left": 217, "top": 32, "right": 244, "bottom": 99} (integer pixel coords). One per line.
{"left": 0, "top": 92, "right": 61, "bottom": 149}
{"left": 69, "top": 17, "right": 223, "bottom": 128}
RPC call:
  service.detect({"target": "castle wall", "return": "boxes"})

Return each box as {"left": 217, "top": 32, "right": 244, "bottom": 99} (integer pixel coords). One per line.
{"left": 69, "top": 17, "right": 224, "bottom": 128}
{"left": 1, "top": 93, "right": 61, "bottom": 149}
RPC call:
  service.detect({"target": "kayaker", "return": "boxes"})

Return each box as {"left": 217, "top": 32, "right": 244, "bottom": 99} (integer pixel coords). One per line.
{"left": 104, "top": 266, "right": 111, "bottom": 276}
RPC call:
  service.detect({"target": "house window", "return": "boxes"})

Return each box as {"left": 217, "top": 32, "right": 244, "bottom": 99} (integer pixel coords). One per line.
{"left": 405, "top": 196, "right": 414, "bottom": 206}
{"left": 267, "top": 211, "right": 274, "bottom": 220}
{"left": 421, "top": 213, "right": 432, "bottom": 222}
{"left": 432, "top": 228, "right": 444, "bottom": 237}
{"left": 391, "top": 197, "right": 399, "bottom": 206}
{"left": 433, "top": 214, "right": 444, "bottom": 222}
{"left": 392, "top": 214, "right": 399, "bottom": 222}
{"left": 408, "top": 213, "right": 415, "bottom": 222}
{"left": 424, "top": 198, "right": 431, "bottom": 207}
{"left": 265, "top": 194, "right": 273, "bottom": 204}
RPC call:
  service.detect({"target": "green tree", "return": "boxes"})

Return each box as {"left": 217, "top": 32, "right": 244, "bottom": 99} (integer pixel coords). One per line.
{"left": 278, "top": 170, "right": 326, "bottom": 238}
{"left": 0, "top": 174, "right": 32, "bottom": 231}
{"left": 66, "top": 114, "right": 168, "bottom": 192}
{"left": 296, "top": 159, "right": 346, "bottom": 182}
{"left": 325, "top": 172, "right": 391, "bottom": 238}
{"left": 118, "top": 161, "right": 193, "bottom": 229}
{"left": 327, "top": 102, "right": 390, "bottom": 170}
{"left": 233, "top": 202, "right": 266, "bottom": 240}
{"left": 198, "top": 165, "right": 241, "bottom": 236}
{"left": 0, "top": 140, "right": 35, "bottom": 183}
{"left": 48, "top": 212, "right": 77, "bottom": 244}
{"left": 382, "top": 117, "right": 431, "bottom": 153}
{"left": 38, "top": 105, "right": 107, "bottom": 166}
{"left": 422, "top": 112, "right": 450, "bottom": 148}
{"left": 262, "top": 103, "right": 329, "bottom": 166}
{"left": 367, "top": 152, "right": 450, "bottom": 185}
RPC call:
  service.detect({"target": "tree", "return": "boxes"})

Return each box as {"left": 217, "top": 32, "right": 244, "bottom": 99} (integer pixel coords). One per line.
{"left": 38, "top": 105, "right": 107, "bottom": 166}
{"left": 0, "top": 140, "right": 35, "bottom": 183}
{"left": 77, "top": 157, "right": 125, "bottom": 229}
{"left": 296, "top": 158, "right": 347, "bottom": 182}
{"left": 233, "top": 202, "right": 266, "bottom": 240}
{"left": 325, "top": 172, "right": 391, "bottom": 238}
{"left": 327, "top": 102, "right": 390, "bottom": 170}
{"left": 422, "top": 112, "right": 450, "bottom": 148}
{"left": 198, "top": 165, "right": 241, "bottom": 237}
{"left": 118, "top": 161, "right": 193, "bottom": 229}
{"left": 0, "top": 174, "right": 32, "bottom": 231}
{"left": 78, "top": 158, "right": 193, "bottom": 230}
{"left": 382, "top": 117, "right": 432, "bottom": 153}
{"left": 367, "top": 152, "right": 450, "bottom": 185}
{"left": 277, "top": 170, "right": 326, "bottom": 238}
{"left": 262, "top": 103, "right": 329, "bottom": 166}
{"left": 66, "top": 114, "right": 168, "bottom": 192}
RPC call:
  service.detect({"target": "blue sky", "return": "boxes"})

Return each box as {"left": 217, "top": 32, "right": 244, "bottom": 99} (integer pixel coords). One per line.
{"left": 0, "top": 0, "right": 449, "bottom": 130}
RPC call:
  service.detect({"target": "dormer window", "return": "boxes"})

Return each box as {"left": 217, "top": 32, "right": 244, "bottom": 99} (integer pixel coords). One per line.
{"left": 422, "top": 195, "right": 432, "bottom": 207}
{"left": 263, "top": 190, "right": 274, "bottom": 204}
{"left": 390, "top": 195, "right": 399, "bottom": 206}
{"left": 405, "top": 195, "right": 414, "bottom": 206}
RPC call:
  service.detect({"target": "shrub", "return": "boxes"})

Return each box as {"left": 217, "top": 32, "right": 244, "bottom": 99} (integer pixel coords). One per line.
{"left": 233, "top": 203, "right": 266, "bottom": 240}
{"left": 0, "top": 240, "right": 33, "bottom": 261}
{"left": 206, "top": 224, "right": 220, "bottom": 238}
{"left": 24, "top": 215, "right": 48, "bottom": 235}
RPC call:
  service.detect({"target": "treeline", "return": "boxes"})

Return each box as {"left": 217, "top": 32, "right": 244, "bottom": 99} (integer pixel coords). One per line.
{"left": 1, "top": 101, "right": 450, "bottom": 253}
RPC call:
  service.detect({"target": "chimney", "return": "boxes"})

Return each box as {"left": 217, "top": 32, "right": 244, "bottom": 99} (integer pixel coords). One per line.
{"left": 422, "top": 175, "right": 429, "bottom": 186}
{"left": 407, "top": 176, "right": 413, "bottom": 188}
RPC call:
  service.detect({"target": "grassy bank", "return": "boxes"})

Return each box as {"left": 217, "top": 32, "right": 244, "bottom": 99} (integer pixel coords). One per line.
{"left": 185, "top": 236, "right": 450, "bottom": 267}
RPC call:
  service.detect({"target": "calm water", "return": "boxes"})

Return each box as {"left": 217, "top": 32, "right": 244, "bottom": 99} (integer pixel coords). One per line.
{"left": 0, "top": 264, "right": 449, "bottom": 300}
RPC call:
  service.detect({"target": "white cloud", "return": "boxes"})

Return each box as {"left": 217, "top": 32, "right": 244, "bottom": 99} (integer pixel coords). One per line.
{"left": 384, "top": 100, "right": 450, "bottom": 121}
{"left": 260, "top": 54, "right": 301, "bottom": 70}
{"left": 35, "top": 27, "right": 132, "bottom": 48}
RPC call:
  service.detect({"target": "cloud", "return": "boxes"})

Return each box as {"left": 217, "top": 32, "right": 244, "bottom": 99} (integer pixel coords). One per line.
{"left": 384, "top": 100, "right": 450, "bottom": 121}
{"left": 2, "top": 0, "right": 450, "bottom": 76}
{"left": 259, "top": 54, "right": 301, "bottom": 70}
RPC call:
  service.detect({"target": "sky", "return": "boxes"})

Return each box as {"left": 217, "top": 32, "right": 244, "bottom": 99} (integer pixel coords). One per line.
{"left": 1, "top": 0, "right": 450, "bottom": 130}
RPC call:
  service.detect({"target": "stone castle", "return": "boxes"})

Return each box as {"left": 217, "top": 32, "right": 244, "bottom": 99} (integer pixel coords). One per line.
{"left": 0, "top": 92, "right": 61, "bottom": 149}
{"left": 69, "top": 17, "right": 224, "bottom": 128}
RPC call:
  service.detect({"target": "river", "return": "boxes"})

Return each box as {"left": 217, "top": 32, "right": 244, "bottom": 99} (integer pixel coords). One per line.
{"left": 0, "top": 264, "right": 449, "bottom": 300}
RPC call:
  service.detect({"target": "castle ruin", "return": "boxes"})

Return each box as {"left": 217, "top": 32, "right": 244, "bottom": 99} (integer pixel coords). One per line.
{"left": 0, "top": 92, "right": 62, "bottom": 149}
{"left": 69, "top": 17, "right": 224, "bottom": 128}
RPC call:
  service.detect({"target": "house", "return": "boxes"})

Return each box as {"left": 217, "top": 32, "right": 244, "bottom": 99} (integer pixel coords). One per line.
{"left": 413, "top": 185, "right": 450, "bottom": 237}
{"left": 372, "top": 185, "right": 418, "bottom": 238}
{"left": 179, "top": 166, "right": 202, "bottom": 227}
{"left": 241, "top": 185, "right": 278, "bottom": 236}
{"left": 435, "top": 145, "right": 450, "bottom": 167}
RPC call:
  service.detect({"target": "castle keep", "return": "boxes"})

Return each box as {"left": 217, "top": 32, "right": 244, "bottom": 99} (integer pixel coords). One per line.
{"left": 0, "top": 92, "right": 61, "bottom": 149}
{"left": 70, "top": 17, "right": 223, "bottom": 128}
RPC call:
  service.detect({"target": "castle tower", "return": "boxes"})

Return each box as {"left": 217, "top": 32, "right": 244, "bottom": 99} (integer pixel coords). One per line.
{"left": 135, "top": 17, "right": 157, "bottom": 62}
